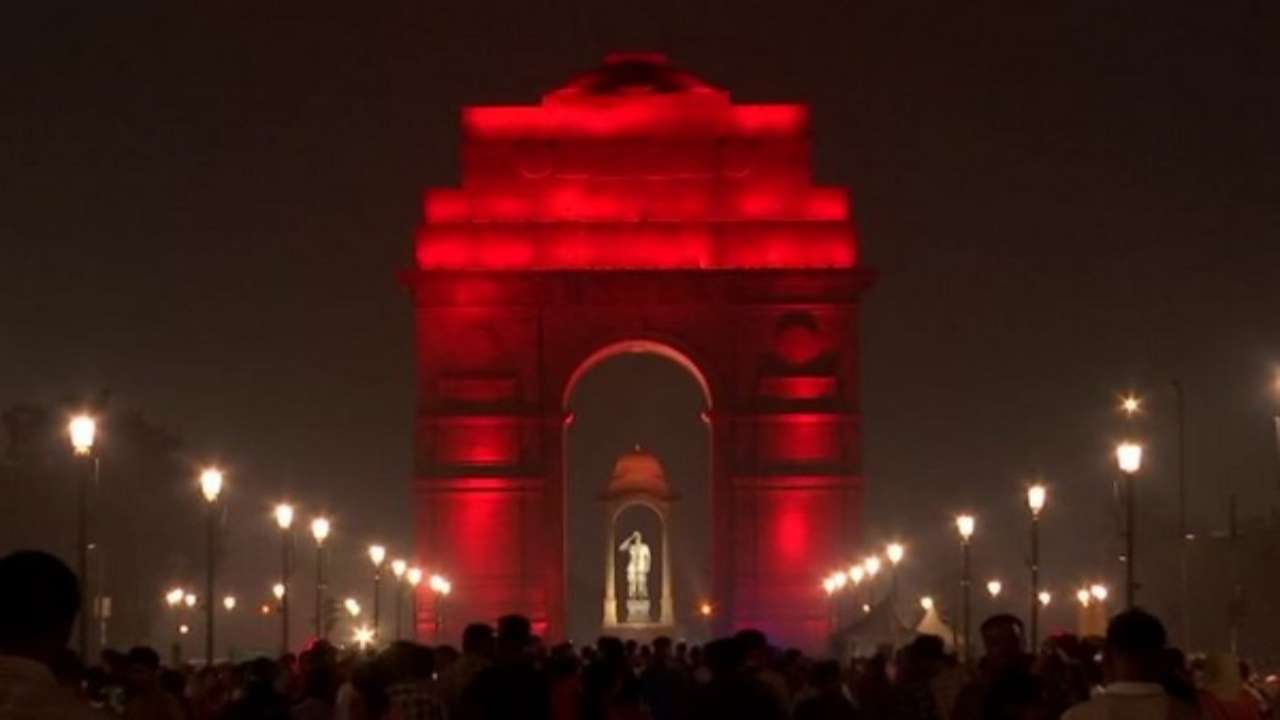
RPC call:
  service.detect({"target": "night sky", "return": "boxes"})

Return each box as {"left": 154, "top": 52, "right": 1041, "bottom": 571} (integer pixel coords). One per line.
{"left": 2, "top": 2, "right": 1278, "bottom": 651}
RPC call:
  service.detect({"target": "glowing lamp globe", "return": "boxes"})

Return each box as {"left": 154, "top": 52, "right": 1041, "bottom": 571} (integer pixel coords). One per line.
{"left": 199, "top": 468, "right": 224, "bottom": 503}
{"left": 1027, "top": 485, "right": 1047, "bottom": 515}
{"left": 986, "top": 580, "right": 1002, "bottom": 598}
{"left": 69, "top": 415, "right": 97, "bottom": 455}
{"left": 1116, "top": 443, "right": 1143, "bottom": 474}
{"left": 274, "top": 503, "right": 295, "bottom": 530}
{"left": 886, "top": 543, "right": 905, "bottom": 565}
{"left": 310, "top": 517, "right": 331, "bottom": 545}
{"left": 390, "top": 559, "right": 407, "bottom": 579}
{"left": 956, "top": 514, "right": 975, "bottom": 541}
{"left": 920, "top": 596, "right": 934, "bottom": 611}
{"left": 368, "top": 544, "right": 386, "bottom": 567}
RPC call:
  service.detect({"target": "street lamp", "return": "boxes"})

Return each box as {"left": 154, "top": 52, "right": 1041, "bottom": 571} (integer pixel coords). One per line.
{"left": 273, "top": 503, "right": 294, "bottom": 654}
{"left": 310, "top": 517, "right": 331, "bottom": 639}
{"left": 1116, "top": 442, "right": 1143, "bottom": 607}
{"left": 67, "top": 413, "right": 98, "bottom": 661}
{"left": 223, "top": 595, "right": 236, "bottom": 611}
{"left": 367, "top": 544, "right": 386, "bottom": 642}
{"left": 1120, "top": 395, "right": 1142, "bottom": 417}
{"left": 1090, "top": 584, "right": 1109, "bottom": 603}
{"left": 407, "top": 567, "right": 424, "bottom": 641}
{"left": 698, "top": 600, "right": 714, "bottom": 640}
{"left": 426, "top": 572, "right": 450, "bottom": 642}
{"left": 920, "top": 596, "right": 934, "bottom": 611}
{"left": 885, "top": 543, "right": 905, "bottom": 645}
{"left": 344, "top": 597, "right": 361, "bottom": 618}
{"left": 390, "top": 559, "right": 407, "bottom": 639}
{"left": 1038, "top": 591, "right": 1051, "bottom": 607}
{"left": 199, "top": 467, "right": 223, "bottom": 667}
{"left": 1076, "top": 588, "right": 1091, "bottom": 607}
{"left": 353, "top": 625, "right": 375, "bottom": 651}
{"left": 1027, "top": 483, "right": 1047, "bottom": 648}
{"left": 955, "top": 514, "right": 975, "bottom": 664}
{"left": 986, "top": 580, "right": 1002, "bottom": 598}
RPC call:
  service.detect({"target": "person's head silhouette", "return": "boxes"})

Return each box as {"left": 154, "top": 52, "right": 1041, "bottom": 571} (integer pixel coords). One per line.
{"left": 0, "top": 551, "right": 81, "bottom": 666}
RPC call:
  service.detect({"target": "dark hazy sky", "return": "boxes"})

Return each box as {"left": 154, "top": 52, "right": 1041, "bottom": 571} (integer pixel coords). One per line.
{"left": 2, "top": 2, "right": 1277, "bottom": 646}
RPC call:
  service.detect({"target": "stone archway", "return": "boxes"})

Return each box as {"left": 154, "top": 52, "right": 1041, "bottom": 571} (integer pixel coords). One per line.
{"left": 405, "top": 54, "right": 871, "bottom": 650}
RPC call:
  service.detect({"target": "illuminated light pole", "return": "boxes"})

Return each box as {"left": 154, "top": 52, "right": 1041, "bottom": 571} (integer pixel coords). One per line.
{"left": 698, "top": 601, "right": 714, "bottom": 641}
{"left": 390, "top": 559, "right": 407, "bottom": 639}
{"left": 353, "top": 625, "right": 375, "bottom": 651}
{"left": 344, "top": 597, "right": 361, "bottom": 618}
{"left": 822, "top": 577, "right": 838, "bottom": 632}
{"left": 273, "top": 504, "right": 294, "bottom": 654}
{"left": 426, "top": 571, "right": 450, "bottom": 642}
{"left": 409, "top": 566, "right": 424, "bottom": 638}
{"left": 1116, "top": 442, "right": 1143, "bottom": 608}
{"left": 367, "top": 544, "right": 386, "bottom": 643}
{"left": 199, "top": 467, "right": 224, "bottom": 666}
{"left": 310, "top": 517, "right": 331, "bottom": 639}
{"left": 223, "top": 595, "right": 236, "bottom": 611}
{"left": 986, "top": 579, "right": 1002, "bottom": 599}
{"left": 885, "top": 543, "right": 905, "bottom": 645}
{"left": 1027, "top": 483, "right": 1047, "bottom": 649}
{"left": 1038, "top": 591, "right": 1051, "bottom": 607}
{"left": 956, "top": 514, "right": 975, "bottom": 664}
{"left": 68, "top": 414, "right": 98, "bottom": 662}
{"left": 165, "top": 587, "right": 185, "bottom": 666}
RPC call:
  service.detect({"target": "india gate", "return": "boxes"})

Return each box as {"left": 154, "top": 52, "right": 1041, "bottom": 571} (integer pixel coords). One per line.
{"left": 404, "top": 54, "right": 871, "bottom": 650}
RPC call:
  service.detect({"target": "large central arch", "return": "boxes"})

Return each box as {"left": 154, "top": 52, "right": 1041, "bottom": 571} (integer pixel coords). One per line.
{"left": 405, "top": 54, "right": 871, "bottom": 649}
{"left": 562, "top": 339, "right": 713, "bottom": 642}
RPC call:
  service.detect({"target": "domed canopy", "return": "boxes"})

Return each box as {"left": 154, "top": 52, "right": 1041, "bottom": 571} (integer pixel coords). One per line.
{"left": 605, "top": 446, "right": 673, "bottom": 499}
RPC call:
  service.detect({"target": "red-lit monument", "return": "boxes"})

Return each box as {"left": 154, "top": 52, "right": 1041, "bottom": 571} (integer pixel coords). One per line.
{"left": 406, "top": 54, "right": 870, "bottom": 649}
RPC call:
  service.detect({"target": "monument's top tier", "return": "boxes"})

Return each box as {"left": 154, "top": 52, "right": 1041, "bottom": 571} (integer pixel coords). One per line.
{"left": 417, "top": 54, "right": 857, "bottom": 271}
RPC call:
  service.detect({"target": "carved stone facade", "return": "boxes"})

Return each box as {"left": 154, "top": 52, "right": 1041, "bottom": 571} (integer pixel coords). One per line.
{"left": 405, "top": 54, "right": 870, "bottom": 649}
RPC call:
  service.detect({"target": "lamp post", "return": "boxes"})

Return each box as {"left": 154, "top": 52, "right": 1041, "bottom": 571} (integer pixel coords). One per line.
{"left": 273, "top": 504, "right": 294, "bottom": 654}
{"left": 1116, "top": 442, "right": 1143, "bottom": 608}
{"left": 1027, "top": 484, "right": 1047, "bottom": 649}
{"left": 986, "top": 579, "right": 1002, "bottom": 599}
{"left": 367, "top": 545, "right": 386, "bottom": 644}
{"left": 955, "top": 514, "right": 975, "bottom": 664}
{"left": 390, "top": 559, "right": 407, "bottom": 639}
{"left": 886, "top": 543, "right": 905, "bottom": 645}
{"left": 698, "top": 601, "right": 714, "bottom": 641}
{"left": 165, "top": 587, "right": 185, "bottom": 666}
{"left": 310, "top": 517, "right": 331, "bottom": 639}
{"left": 427, "top": 572, "right": 452, "bottom": 643}
{"left": 407, "top": 567, "right": 423, "bottom": 641}
{"left": 199, "top": 468, "right": 224, "bottom": 666}
{"left": 68, "top": 414, "right": 98, "bottom": 662}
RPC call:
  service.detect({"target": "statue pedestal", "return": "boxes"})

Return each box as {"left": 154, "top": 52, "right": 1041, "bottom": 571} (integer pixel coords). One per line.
{"left": 624, "top": 599, "right": 651, "bottom": 624}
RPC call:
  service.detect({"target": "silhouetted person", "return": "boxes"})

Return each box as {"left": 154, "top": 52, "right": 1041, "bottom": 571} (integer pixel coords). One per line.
{"left": 225, "top": 657, "right": 290, "bottom": 720}
{"left": 951, "top": 614, "right": 1035, "bottom": 720}
{"left": 460, "top": 615, "right": 550, "bottom": 720}
{"left": 438, "top": 624, "right": 492, "bottom": 719}
{"left": 1063, "top": 609, "right": 1198, "bottom": 720}
{"left": 687, "top": 637, "right": 785, "bottom": 720}
{"left": 0, "top": 550, "right": 99, "bottom": 719}
{"left": 122, "top": 647, "right": 184, "bottom": 720}
{"left": 794, "top": 660, "right": 858, "bottom": 720}
{"left": 639, "top": 637, "right": 688, "bottom": 720}
{"left": 385, "top": 642, "right": 444, "bottom": 720}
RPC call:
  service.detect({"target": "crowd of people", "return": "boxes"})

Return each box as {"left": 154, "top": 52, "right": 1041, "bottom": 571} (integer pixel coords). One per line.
{"left": 1, "top": 550, "right": 1276, "bottom": 720}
